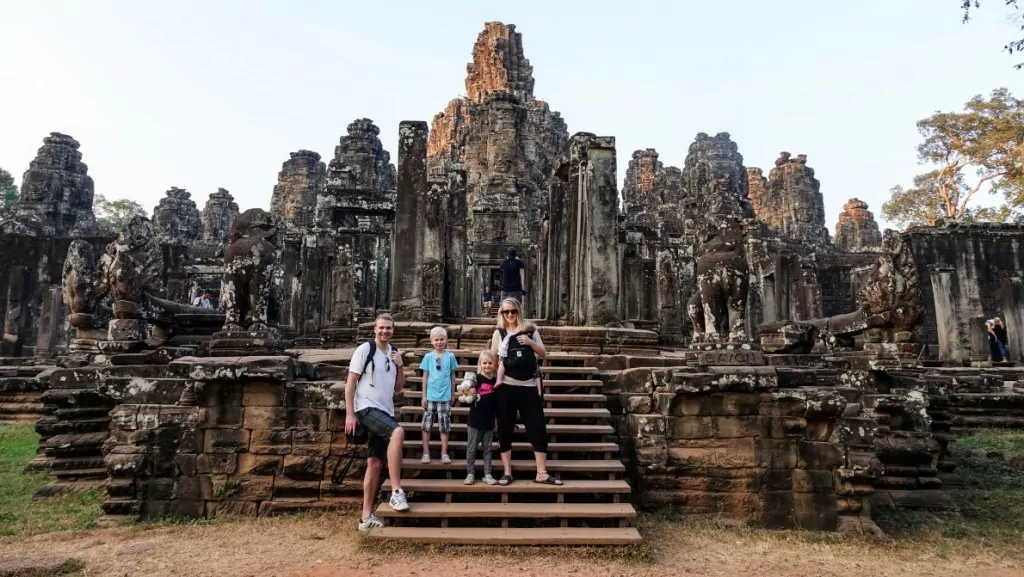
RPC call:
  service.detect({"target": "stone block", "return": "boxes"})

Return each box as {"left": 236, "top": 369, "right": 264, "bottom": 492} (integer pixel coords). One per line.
{"left": 107, "top": 453, "right": 149, "bottom": 476}
{"left": 136, "top": 405, "right": 162, "bottom": 430}
{"left": 106, "top": 478, "right": 136, "bottom": 499}
{"left": 292, "top": 429, "right": 332, "bottom": 457}
{"left": 797, "top": 441, "right": 842, "bottom": 469}
{"left": 250, "top": 429, "right": 292, "bottom": 454}
{"left": 168, "top": 499, "right": 205, "bottom": 519}
{"left": 762, "top": 470, "right": 793, "bottom": 491}
{"left": 151, "top": 454, "right": 179, "bottom": 477}
{"left": 668, "top": 442, "right": 717, "bottom": 469}
{"left": 139, "top": 499, "right": 171, "bottom": 520}
{"left": 241, "top": 382, "right": 287, "bottom": 407}
{"left": 793, "top": 469, "right": 835, "bottom": 493}
{"left": 757, "top": 439, "right": 798, "bottom": 469}
{"left": 273, "top": 478, "right": 322, "bottom": 500}
{"left": 174, "top": 475, "right": 213, "bottom": 501}
{"left": 628, "top": 414, "right": 665, "bottom": 447}
{"left": 197, "top": 454, "right": 239, "bottom": 475}
{"left": 763, "top": 491, "right": 796, "bottom": 528}
{"left": 174, "top": 454, "right": 197, "bottom": 477}
{"left": 636, "top": 445, "right": 668, "bottom": 470}
{"left": 623, "top": 394, "right": 652, "bottom": 414}
{"left": 710, "top": 393, "right": 761, "bottom": 416}
{"left": 170, "top": 356, "right": 294, "bottom": 382}
{"left": 283, "top": 455, "right": 326, "bottom": 481}
{"left": 237, "top": 453, "right": 283, "bottom": 476}
{"left": 110, "top": 406, "right": 140, "bottom": 430}
{"left": 230, "top": 475, "right": 274, "bottom": 500}
{"left": 714, "top": 438, "right": 759, "bottom": 468}
{"left": 204, "top": 428, "right": 250, "bottom": 454}
{"left": 792, "top": 492, "right": 838, "bottom": 530}
{"left": 287, "top": 409, "right": 330, "bottom": 431}
{"left": 682, "top": 491, "right": 763, "bottom": 519}
{"left": 667, "top": 416, "right": 713, "bottom": 440}
{"left": 157, "top": 406, "right": 200, "bottom": 428}
{"left": 243, "top": 406, "right": 288, "bottom": 430}
{"left": 712, "top": 416, "right": 763, "bottom": 438}
{"left": 668, "top": 395, "right": 709, "bottom": 417}
{"left": 211, "top": 500, "right": 259, "bottom": 517}
{"left": 198, "top": 381, "right": 243, "bottom": 407}
{"left": 199, "top": 405, "right": 244, "bottom": 428}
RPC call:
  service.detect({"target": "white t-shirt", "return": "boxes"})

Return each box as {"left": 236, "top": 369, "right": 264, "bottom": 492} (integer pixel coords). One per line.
{"left": 349, "top": 342, "right": 398, "bottom": 416}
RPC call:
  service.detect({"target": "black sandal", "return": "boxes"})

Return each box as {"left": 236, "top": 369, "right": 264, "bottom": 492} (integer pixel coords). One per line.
{"left": 498, "top": 474, "right": 514, "bottom": 486}
{"left": 534, "top": 472, "right": 562, "bottom": 486}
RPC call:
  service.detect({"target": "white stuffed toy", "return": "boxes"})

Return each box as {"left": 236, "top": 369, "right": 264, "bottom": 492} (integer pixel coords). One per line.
{"left": 457, "top": 371, "right": 477, "bottom": 404}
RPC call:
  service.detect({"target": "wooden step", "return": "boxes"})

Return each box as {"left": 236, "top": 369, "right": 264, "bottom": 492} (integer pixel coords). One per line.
{"left": 400, "top": 422, "right": 613, "bottom": 435}
{"left": 384, "top": 478, "right": 631, "bottom": 494}
{"left": 405, "top": 441, "right": 618, "bottom": 453}
{"left": 399, "top": 407, "right": 610, "bottom": 419}
{"left": 405, "top": 378, "right": 601, "bottom": 388}
{"left": 401, "top": 458, "right": 624, "bottom": 473}
{"left": 403, "top": 391, "right": 606, "bottom": 404}
{"left": 365, "top": 526, "right": 642, "bottom": 545}
{"left": 375, "top": 502, "right": 636, "bottom": 519}
{"left": 405, "top": 366, "right": 599, "bottom": 377}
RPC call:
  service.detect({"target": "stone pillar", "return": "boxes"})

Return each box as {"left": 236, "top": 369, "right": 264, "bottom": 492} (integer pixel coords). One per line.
{"left": 443, "top": 170, "right": 467, "bottom": 321}
{"left": 1000, "top": 277, "right": 1024, "bottom": 363}
{"left": 421, "top": 177, "right": 446, "bottom": 322}
{"left": 391, "top": 121, "right": 428, "bottom": 320}
{"left": 930, "top": 266, "right": 961, "bottom": 364}
{"left": 656, "top": 243, "right": 683, "bottom": 344}
{"left": 2, "top": 266, "right": 29, "bottom": 356}
{"left": 585, "top": 137, "right": 620, "bottom": 325}
{"left": 34, "top": 288, "right": 63, "bottom": 358}
{"left": 970, "top": 316, "right": 992, "bottom": 367}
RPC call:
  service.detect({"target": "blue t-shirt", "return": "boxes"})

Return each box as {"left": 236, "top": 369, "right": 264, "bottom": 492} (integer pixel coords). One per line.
{"left": 419, "top": 351, "right": 458, "bottom": 402}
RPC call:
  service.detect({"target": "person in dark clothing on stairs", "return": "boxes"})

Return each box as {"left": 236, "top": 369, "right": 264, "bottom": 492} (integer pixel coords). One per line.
{"left": 498, "top": 246, "right": 526, "bottom": 305}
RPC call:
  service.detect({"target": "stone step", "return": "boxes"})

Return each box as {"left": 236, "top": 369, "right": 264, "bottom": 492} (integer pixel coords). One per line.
{"left": 403, "top": 391, "right": 606, "bottom": 404}
{"left": 399, "top": 422, "right": 614, "bottom": 436}
{"left": 375, "top": 501, "right": 636, "bottom": 519}
{"left": 401, "top": 458, "right": 624, "bottom": 473}
{"left": 405, "top": 441, "right": 618, "bottom": 454}
{"left": 398, "top": 407, "right": 610, "bottom": 420}
{"left": 365, "top": 526, "right": 642, "bottom": 545}
{"left": 383, "top": 478, "right": 631, "bottom": 494}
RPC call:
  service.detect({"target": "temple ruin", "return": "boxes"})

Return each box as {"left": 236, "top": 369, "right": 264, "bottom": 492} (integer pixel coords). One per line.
{"left": 3, "top": 21, "right": 1024, "bottom": 546}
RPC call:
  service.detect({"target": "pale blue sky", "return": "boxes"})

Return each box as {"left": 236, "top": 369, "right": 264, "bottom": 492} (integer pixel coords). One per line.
{"left": 1, "top": 1, "right": 1020, "bottom": 230}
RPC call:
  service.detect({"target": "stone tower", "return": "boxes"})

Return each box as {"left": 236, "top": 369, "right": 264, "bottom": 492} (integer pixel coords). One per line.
{"left": 270, "top": 150, "right": 325, "bottom": 231}
{"left": 755, "top": 153, "right": 830, "bottom": 245}
{"left": 201, "top": 188, "right": 240, "bottom": 244}
{"left": 2, "top": 132, "right": 96, "bottom": 237}
{"left": 152, "top": 187, "right": 203, "bottom": 245}
{"left": 427, "top": 22, "right": 569, "bottom": 317}
{"left": 834, "top": 198, "right": 883, "bottom": 252}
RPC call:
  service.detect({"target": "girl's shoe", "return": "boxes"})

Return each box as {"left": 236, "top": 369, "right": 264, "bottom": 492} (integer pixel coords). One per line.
{"left": 441, "top": 454, "right": 452, "bottom": 465}
{"left": 464, "top": 474, "right": 475, "bottom": 485}
{"left": 420, "top": 454, "right": 431, "bottom": 464}
{"left": 483, "top": 474, "right": 498, "bottom": 485}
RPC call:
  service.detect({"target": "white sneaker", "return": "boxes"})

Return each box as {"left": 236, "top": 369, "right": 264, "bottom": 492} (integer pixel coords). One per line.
{"left": 464, "top": 473, "right": 475, "bottom": 485}
{"left": 358, "top": 515, "right": 384, "bottom": 533}
{"left": 420, "top": 454, "right": 431, "bottom": 464}
{"left": 441, "top": 454, "right": 452, "bottom": 465}
{"left": 389, "top": 488, "right": 410, "bottom": 512}
{"left": 483, "top": 474, "right": 498, "bottom": 485}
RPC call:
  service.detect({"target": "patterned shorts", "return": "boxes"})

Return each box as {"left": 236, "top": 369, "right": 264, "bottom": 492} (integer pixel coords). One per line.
{"left": 420, "top": 401, "right": 452, "bottom": 433}
{"left": 355, "top": 407, "right": 398, "bottom": 460}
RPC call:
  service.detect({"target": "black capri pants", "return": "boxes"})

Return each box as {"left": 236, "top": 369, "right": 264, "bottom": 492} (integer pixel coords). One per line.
{"left": 496, "top": 384, "right": 548, "bottom": 453}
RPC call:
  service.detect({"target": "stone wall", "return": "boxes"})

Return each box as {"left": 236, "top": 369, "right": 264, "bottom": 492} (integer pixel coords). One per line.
{"left": 906, "top": 221, "right": 1024, "bottom": 363}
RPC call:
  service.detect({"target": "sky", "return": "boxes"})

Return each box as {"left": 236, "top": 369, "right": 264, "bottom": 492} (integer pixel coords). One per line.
{"left": 1, "top": 0, "right": 1021, "bottom": 231}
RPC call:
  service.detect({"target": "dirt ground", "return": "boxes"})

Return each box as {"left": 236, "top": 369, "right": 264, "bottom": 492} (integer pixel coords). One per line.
{"left": 2, "top": 512, "right": 1023, "bottom": 577}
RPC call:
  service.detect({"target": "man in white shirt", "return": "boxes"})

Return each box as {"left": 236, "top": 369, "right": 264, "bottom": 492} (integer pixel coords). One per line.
{"left": 345, "top": 313, "right": 409, "bottom": 532}
{"left": 192, "top": 289, "right": 214, "bottom": 309}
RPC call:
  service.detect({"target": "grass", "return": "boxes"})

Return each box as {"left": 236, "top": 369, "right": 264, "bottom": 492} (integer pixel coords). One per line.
{"left": 954, "top": 429, "right": 1024, "bottom": 453}
{"left": 0, "top": 422, "right": 103, "bottom": 537}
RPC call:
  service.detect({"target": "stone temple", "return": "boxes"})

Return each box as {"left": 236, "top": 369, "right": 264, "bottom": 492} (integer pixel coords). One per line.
{"left": 2, "top": 22, "right": 1024, "bottom": 546}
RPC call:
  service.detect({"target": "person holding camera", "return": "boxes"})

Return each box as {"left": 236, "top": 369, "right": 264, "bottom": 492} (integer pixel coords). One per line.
{"left": 344, "top": 313, "right": 410, "bottom": 533}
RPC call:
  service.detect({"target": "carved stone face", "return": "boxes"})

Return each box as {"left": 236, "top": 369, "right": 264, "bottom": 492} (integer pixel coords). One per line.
{"left": 120, "top": 216, "right": 155, "bottom": 248}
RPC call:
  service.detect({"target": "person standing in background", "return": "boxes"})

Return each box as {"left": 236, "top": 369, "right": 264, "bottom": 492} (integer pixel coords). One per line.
{"left": 499, "top": 246, "right": 525, "bottom": 305}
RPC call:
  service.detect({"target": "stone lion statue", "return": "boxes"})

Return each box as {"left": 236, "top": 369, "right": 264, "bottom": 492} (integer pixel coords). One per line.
{"left": 688, "top": 217, "right": 749, "bottom": 343}
{"left": 98, "top": 216, "right": 164, "bottom": 319}
{"left": 220, "top": 208, "right": 279, "bottom": 332}
{"left": 856, "top": 228, "right": 921, "bottom": 333}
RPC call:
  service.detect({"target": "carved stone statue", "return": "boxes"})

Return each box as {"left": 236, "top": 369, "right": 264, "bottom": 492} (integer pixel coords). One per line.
{"left": 219, "top": 208, "right": 280, "bottom": 332}
{"left": 774, "top": 151, "right": 792, "bottom": 167}
{"left": 62, "top": 240, "right": 99, "bottom": 322}
{"left": 99, "top": 216, "right": 164, "bottom": 319}
{"left": 856, "top": 229, "right": 922, "bottom": 335}
{"left": 688, "top": 217, "right": 749, "bottom": 343}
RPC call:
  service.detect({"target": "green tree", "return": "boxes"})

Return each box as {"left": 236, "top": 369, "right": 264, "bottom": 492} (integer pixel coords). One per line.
{"left": 883, "top": 88, "right": 1024, "bottom": 228}
{"left": 0, "top": 168, "right": 18, "bottom": 218}
{"left": 94, "top": 194, "right": 147, "bottom": 235}
{"left": 961, "top": 1, "right": 1024, "bottom": 69}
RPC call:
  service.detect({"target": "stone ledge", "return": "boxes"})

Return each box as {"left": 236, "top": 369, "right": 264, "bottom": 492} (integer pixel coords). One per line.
{"left": 168, "top": 356, "right": 295, "bottom": 382}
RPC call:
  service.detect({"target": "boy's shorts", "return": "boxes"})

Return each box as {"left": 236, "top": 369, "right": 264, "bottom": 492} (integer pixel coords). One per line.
{"left": 421, "top": 401, "right": 452, "bottom": 433}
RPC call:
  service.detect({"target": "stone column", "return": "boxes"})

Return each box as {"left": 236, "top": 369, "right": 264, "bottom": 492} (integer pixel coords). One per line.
{"left": 421, "top": 177, "right": 446, "bottom": 322}
{"left": 390, "top": 121, "right": 428, "bottom": 320}
{"left": 1000, "top": 276, "right": 1024, "bottom": 363}
{"left": 970, "top": 316, "right": 992, "bottom": 367}
{"left": 930, "top": 266, "right": 961, "bottom": 364}
{"left": 34, "top": 288, "right": 63, "bottom": 358}
{"left": 584, "top": 137, "right": 620, "bottom": 325}
{"left": 656, "top": 244, "right": 682, "bottom": 344}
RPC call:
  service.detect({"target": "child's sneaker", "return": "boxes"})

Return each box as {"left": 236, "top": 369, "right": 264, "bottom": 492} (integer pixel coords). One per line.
{"left": 420, "top": 454, "right": 431, "bottom": 464}
{"left": 464, "top": 473, "right": 475, "bottom": 485}
{"left": 358, "top": 515, "right": 384, "bottom": 533}
{"left": 389, "top": 488, "right": 410, "bottom": 512}
{"left": 483, "top": 474, "right": 498, "bottom": 485}
{"left": 441, "top": 454, "right": 452, "bottom": 465}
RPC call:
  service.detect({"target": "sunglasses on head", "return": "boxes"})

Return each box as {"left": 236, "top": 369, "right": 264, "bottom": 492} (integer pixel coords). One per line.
{"left": 501, "top": 309, "right": 518, "bottom": 316}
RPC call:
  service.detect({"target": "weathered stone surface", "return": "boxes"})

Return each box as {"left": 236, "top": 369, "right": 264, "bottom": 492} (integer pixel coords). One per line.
{"left": 834, "top": 198, "right": 882, "bottom": 252}
{"left": 219, "top": 209, "right": 280, "bottom": 333}
{"left": 464, "top": 22, "right": 534, "bottom": 103}
{"left": 1, "top": 132, "right": 96, "bottom": 237}
{"left": 856, "top": 229, "right": 922, "bottom": 334}
{"left": 270, "top": 150, "right": 325, "bottom": 230}
{"left": 689, "top": 218, "right": 749, "bottom": 343}
{"left": 201, "top": 188, "right": 239, "bottom": 244}
{"left": 324, "top": 119, "right": 396, "bottom": 196}
{"left": 0, "top": 556, "right": 83, "bottom": 577}
{"left": 752, "top": 153, "right": 830, "bottom": 245}
{"left": 152, "top": 187, "right": 202, "bottom": 245}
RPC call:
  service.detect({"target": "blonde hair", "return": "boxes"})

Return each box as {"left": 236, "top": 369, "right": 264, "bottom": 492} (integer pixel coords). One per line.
{"left": 477, "top": 350, "right": 497, "bottom": 372}
{"left": 374, "top": 313, "right": 395, "bottom": 327}
{"left": 429, "top": 326, "right": 448, "bottom": 340}
{"left": 496, "top": 297, "right": 523, "bottom": 331}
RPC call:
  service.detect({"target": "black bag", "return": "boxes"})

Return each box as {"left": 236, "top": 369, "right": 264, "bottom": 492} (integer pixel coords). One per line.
{"left": 359, "top": 340, "right": 399, "bottom": 387}
{"left": 499, "top": 328, "right": 539, "bottom": 380}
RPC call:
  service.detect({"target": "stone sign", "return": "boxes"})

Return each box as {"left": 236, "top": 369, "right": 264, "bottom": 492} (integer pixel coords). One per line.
{"left": 696, "top": 349, "right": 764, "bottom": 366}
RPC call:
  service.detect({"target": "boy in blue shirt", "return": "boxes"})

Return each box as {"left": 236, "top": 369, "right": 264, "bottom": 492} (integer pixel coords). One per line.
{"left": 419, "top": 326, "right": 458, "bottom": 464}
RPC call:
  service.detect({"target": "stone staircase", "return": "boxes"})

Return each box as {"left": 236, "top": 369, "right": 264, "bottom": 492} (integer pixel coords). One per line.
{"left": 367, "top": 349, "right": 641, "bottom": 545}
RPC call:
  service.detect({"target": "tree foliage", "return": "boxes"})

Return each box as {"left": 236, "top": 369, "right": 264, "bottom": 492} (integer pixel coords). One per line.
{"left": 0, "top": 168, "right": 18, "bottom": 218}
{"left": 94, "top": 194, "right": 147, "bottom": 235}
{"left": 883, "top": 88, "right": 1024, "bottom": 228}
{"left": 962, "top": 0, "right": 1024, "bottom": 69}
